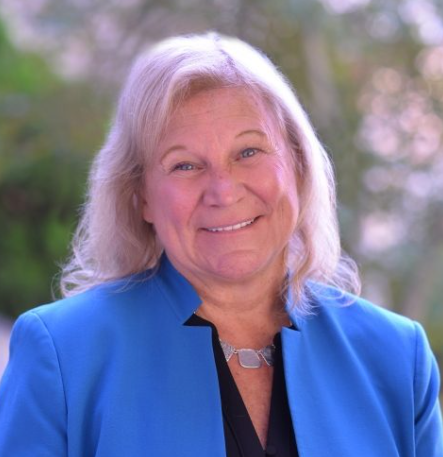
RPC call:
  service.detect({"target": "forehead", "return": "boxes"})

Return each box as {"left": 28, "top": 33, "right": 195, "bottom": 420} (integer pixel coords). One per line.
{"left": 163, "top": 87, "right": 279, "bottom": 139}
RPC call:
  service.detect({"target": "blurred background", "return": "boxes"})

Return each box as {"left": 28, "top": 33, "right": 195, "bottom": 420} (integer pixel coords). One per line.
{"left": 0, "top": 0, "right": 442, "bottom": 383}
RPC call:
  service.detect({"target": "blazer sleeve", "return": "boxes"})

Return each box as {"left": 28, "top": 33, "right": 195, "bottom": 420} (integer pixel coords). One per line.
{"left": 413, "top": 321, "right": 443, "bottom": 456}
{"left": 0, "top": 311, "right": 67, "bottom": 456}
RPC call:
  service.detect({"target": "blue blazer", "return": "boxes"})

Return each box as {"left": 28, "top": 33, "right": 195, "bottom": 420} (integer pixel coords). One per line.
{"left": 0, "top": 256, "right": 442, "bottom": 456}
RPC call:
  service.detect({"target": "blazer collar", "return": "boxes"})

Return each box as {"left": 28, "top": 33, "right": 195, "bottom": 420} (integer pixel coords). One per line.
{"left": 154, "top": 253, "right": 202, "bottom": 324}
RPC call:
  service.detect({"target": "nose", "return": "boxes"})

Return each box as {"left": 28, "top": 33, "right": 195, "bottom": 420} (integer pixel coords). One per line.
{"left": 202, "top": 169, "right": 246, "bottom": 207}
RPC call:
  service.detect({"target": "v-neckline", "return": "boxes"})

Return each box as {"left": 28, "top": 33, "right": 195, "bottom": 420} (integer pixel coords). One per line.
{"left": 185, "top": 313, "right": 299, "bottom": 457}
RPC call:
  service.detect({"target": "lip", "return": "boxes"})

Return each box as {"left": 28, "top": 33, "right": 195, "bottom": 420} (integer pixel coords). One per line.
{"left": 202, "top": 216, "right": 260, "bottom": 233}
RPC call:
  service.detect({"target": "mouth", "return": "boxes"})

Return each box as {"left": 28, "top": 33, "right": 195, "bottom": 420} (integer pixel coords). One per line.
{"left": 203, "top": 217, "right": 259, "bottom": 233}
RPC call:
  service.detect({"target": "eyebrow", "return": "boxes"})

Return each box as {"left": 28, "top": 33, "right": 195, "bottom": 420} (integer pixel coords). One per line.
{"left": 160, "top": 145, "right": 187, "bottom": 161}
{"left": 160, "top": 129, "right": 268, "bottom": 161}
{"left": 235, "top": 129, "right": 267, "bottom": 139}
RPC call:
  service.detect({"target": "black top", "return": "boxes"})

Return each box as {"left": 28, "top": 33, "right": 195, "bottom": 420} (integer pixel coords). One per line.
{"left": 186, "top": 314, "right": 299, "bottom": 457}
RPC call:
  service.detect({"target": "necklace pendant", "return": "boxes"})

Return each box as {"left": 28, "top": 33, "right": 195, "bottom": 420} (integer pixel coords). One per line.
{"left": 219, "top": 338, "right": 275, "bottom": 369}
{"left": 237, "top": 349, "right": 263, "bottom": 369}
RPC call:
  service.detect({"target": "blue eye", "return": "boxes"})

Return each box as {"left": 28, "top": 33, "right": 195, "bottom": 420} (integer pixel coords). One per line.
{"left": 241, "top": 148, "right": 259, "bottom": 158}
{"left": 173, "top": 162, "right": 195, "bottom": 171}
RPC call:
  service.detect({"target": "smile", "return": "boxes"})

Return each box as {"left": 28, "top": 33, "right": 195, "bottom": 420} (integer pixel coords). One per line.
{"left": 205, "top": 217, "right": 257, "bottom": 233}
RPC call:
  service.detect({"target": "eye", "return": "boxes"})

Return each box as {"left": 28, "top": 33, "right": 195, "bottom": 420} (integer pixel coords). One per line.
{"left": 240, "top": 148, "right": 260, "bottom": 159}
{"left": 172, "top": 162, "right": 195, "bottom": 172}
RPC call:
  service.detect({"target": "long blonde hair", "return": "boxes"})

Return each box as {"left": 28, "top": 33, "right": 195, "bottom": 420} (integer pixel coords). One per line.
{"left": 60, "top": 32, "right": 360, "bottom": 314}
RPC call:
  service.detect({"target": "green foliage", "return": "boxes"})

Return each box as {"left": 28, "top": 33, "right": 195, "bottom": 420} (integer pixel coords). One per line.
{"left": 0, "top": 23, "right": 55, "bottom": 96}
{"left": 0, "top": 154, "right": 85, "bottom": 316}
{"left": 0, "top": 20, "right": 109, "bottom": 317}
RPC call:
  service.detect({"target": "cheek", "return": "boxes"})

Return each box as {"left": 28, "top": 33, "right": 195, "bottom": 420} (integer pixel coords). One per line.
{"left": 263, "top": 161, "right": 299, "bottom": 227}
{"left": 143, "top": 179, "right": 197, "bottom": 230}
{"left": 257, "top": 159, "right": 296, "bottom": 202}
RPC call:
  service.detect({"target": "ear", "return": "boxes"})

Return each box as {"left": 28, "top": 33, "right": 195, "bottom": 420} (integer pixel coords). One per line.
{"left": 140, "top": 189, "right": 154, "bottom": 224}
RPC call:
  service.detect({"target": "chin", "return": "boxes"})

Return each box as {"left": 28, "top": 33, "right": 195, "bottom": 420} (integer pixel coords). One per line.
{"left": 203, "top": 251, "right": 281, "bottom": 283}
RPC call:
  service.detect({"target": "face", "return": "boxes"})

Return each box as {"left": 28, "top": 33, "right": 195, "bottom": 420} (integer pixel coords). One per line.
{"left": 142, "top": 87, "right": 299, "bottom": 288}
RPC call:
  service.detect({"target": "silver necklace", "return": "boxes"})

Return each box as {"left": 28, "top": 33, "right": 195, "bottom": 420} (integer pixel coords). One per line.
{"left": 219, "top": 339, "right": 275, "bottom": 369}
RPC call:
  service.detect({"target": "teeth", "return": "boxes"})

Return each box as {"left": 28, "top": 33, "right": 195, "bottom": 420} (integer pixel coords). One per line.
{"left": 207, "top": 218, "right": 255, "bottom": 232}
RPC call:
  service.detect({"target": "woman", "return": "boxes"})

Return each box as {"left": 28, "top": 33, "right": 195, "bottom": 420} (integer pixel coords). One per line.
{"left": 0, "top": 33, "right": 441, "bottom": 457}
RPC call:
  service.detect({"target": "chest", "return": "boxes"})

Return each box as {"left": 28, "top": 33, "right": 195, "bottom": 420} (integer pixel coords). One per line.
{"left": 61, "top": 320, "right": 412, "bottom": 457}
{"left": 228, "top": 363, "right": 274, "bottom": 447}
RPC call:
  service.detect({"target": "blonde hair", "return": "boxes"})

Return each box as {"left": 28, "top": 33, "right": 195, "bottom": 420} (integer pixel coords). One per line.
{"left": 60, "top": 32, "right": 360, "bottom": 314}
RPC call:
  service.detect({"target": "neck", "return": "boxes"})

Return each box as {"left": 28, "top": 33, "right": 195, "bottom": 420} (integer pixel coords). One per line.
{"left": 188, "top": 265, "right": 290, "bottom": 348}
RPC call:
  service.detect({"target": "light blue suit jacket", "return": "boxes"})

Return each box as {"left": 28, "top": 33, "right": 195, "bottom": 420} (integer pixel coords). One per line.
{"left": 0, "top": 255, "right": 442, "bottom": 456}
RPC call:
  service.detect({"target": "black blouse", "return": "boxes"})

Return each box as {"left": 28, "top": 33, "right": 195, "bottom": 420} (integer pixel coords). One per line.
{"left": 186, "top": 314, "right": 299, "bottom": 457}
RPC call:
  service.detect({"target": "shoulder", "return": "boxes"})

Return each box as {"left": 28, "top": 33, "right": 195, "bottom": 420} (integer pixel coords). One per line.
{"left": 305, "top": 283, "right": 418, "bottom": 344}
{"left": 301, "top": 283, "right": 439, "bottom": 383}
{"left": 16, "top": 270, "right": 168, "bottom": 342}
{"left": 296, "top": 284, "right": 435, "bottom": 380}
{"left": 5, "top": 270, "right": 180, "bottom": 391}
{"left": 303, "top": 285, "right": 442, "bottom": 398}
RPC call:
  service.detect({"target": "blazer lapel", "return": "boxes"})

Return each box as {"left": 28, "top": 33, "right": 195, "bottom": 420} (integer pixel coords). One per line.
{"left": 282, "top": 311, "right": 401, "bottom": 457}
{"left": 154, "top": 324, "right": 227, "bottom": 457}
{"left": 148, "top": 255, "right": 227, "bottom": 456}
